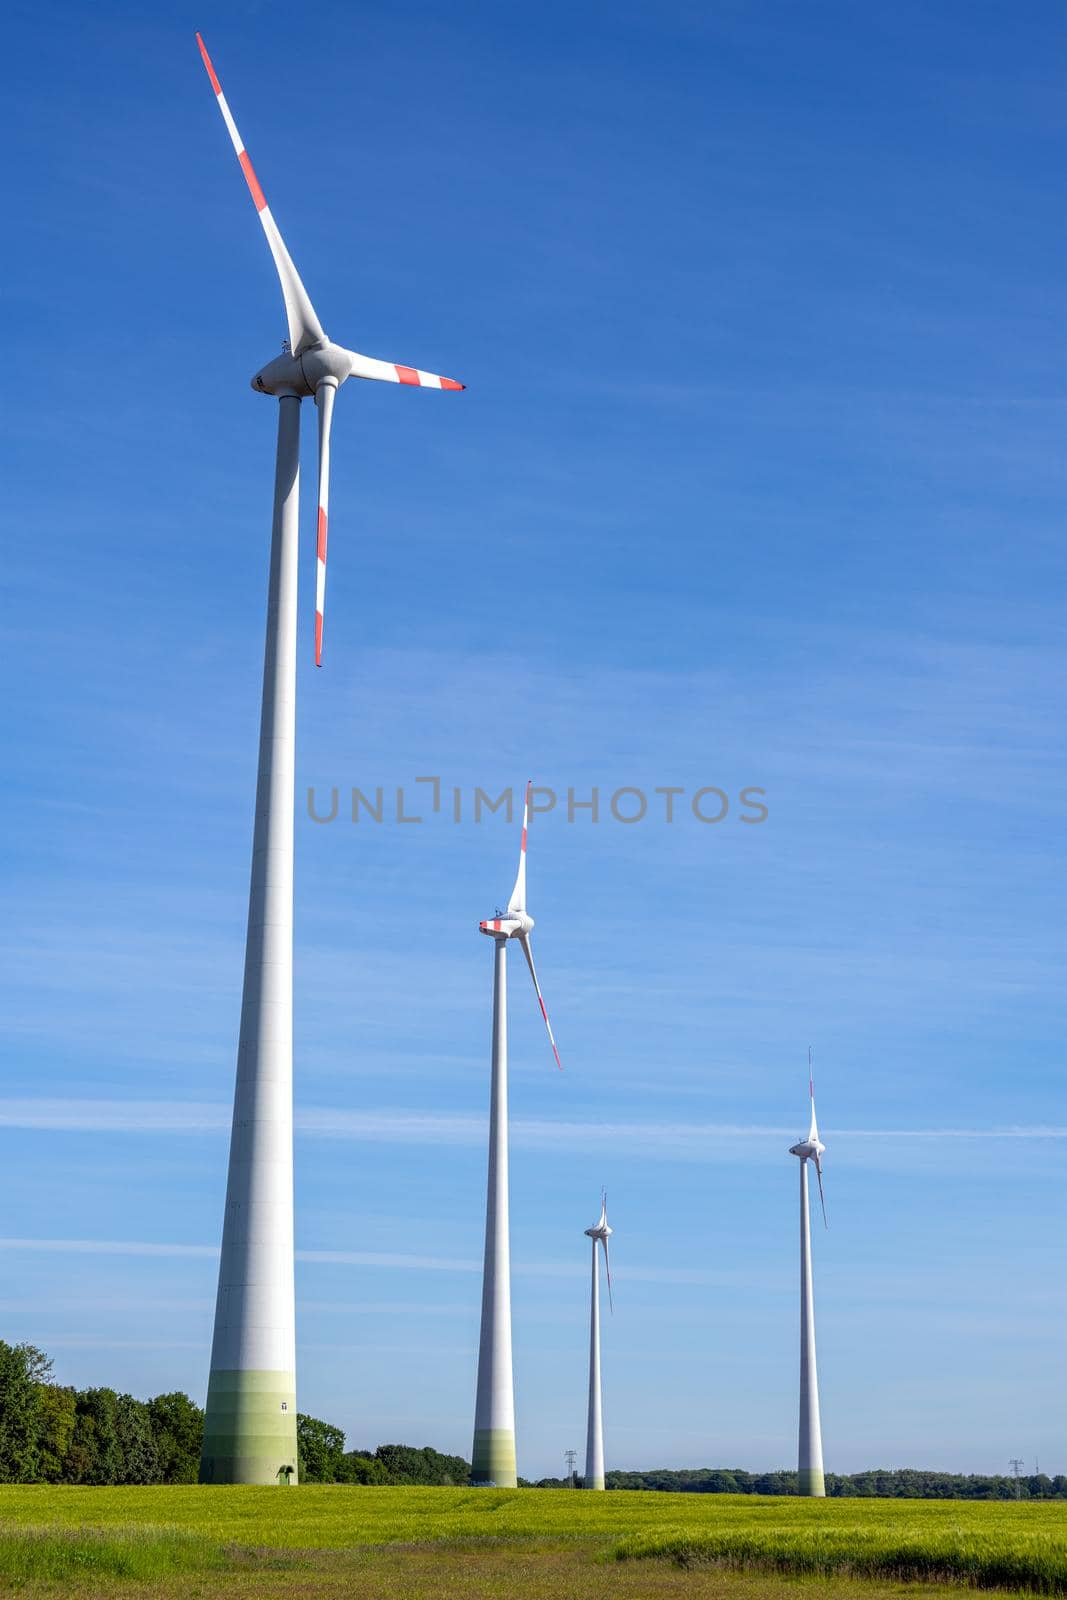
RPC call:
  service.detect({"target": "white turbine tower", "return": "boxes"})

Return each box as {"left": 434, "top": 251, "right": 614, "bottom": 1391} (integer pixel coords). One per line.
{"left": 472, "top": 782, "right": 562, "bottom": 1487}
{"left": 583, "top": 1193, "right": 613, "bottom": 1491}
{"left": 194, "top": 35, "right": 463, "bottom": 1486}
{"left": 789, "top": 1050, "right": 827, "bottom": 1498}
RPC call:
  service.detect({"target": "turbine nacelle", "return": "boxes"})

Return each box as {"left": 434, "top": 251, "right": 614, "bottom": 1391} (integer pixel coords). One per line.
{"left": 251, "top": 340, "right": 348, "bottom": 398}
{"left": 479, "top": 912, "right": 534, "bottom": 939}
{"left": 789, "top": 1137, "right": 825, "bottom": 1161}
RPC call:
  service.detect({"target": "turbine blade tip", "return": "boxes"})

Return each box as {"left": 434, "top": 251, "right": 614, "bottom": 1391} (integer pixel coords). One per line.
{"left": 195, "top": 32, "right": 222, "bottom": 95}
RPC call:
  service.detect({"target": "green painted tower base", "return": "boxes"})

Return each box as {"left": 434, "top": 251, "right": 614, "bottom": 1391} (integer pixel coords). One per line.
{"left": 200, "top": 1369, "right": 298, "bottom": 1485}
{"left": 471, "top": 1428, "right": 517, "bottom": 1488}
{"left": 798, "top": 1466, "right": 825, "bottom": 1497}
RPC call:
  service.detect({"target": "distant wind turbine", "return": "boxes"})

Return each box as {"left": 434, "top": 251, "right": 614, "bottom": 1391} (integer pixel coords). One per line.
{"left": 788, "top": 1049, "right": 827, "bottom": 1497}
{"left": 194, "top": 34, "right": 463, "bottom": 1487}
{"left": 471, "top": 782, "right": 562, "bottom": 1487}
{"left": 583, "top": 1193, "right": 613, "bottom": 1491}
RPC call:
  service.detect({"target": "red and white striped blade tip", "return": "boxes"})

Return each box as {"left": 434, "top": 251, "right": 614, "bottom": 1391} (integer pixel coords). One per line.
{"left": 538, "top": 996, "right": 563, "bottom": 1071}
{"left": 347, "top": 351, "right": 466, "bottom": 390}
{"left": 395, "top": 366, "right": 465, "bottom": 390}
{"left": 524, "top": 950, "right": 563, "bottom": 1071}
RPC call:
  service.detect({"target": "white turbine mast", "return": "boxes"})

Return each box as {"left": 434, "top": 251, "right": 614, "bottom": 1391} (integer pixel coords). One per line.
{"left": 194, "top": 34, "right": 463, "bottom": 1487}
{"left": 583, "top": 1192, "right": 613, "bottom": 1490}
{"left": 788, "top": 1047, "right": 827, "bottom": 1497}
{"left": 472, "top": 782, "right": 562, "bottom": 1487}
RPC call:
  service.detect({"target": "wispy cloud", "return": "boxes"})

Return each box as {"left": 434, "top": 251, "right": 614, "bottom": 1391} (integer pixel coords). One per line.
{"left": 0, "top": 1294, "right": 467, "bottom": 1318}
{"left": 301, "top": 1342, "right": 476, "bottom": 1357}
{"left": 0, "top": 1238, "right": 217, "bottom": 1258}
{"left": 0, "top": 1099, "right": 1064, "bottom": 1148}
{"left": 38, "top": 1338, "right": 204, "bottom": 1350}
{"left": 0, "top": 1237, "right": 480, "bottom": 1273}
{"left": 520, "top": 1260, "right": 766, "bottom": 1287}
{"left": 299, "top": 1248, "right": 479, "bottom": 1273}
{"left": 0, "top": 1100, "right": 229, "bottom": 1133}
{"left": 300, "top": 1109, "right": 484, "bottom": 1144}
{"left": 0, "top": 1237, "right": 762, "bottom": 1288}
{"left": 0, "top": 1296, "right": 214, "bottom": 1315}
{"left": 298, "top": 1300, "right": 473, "bottom": 1316}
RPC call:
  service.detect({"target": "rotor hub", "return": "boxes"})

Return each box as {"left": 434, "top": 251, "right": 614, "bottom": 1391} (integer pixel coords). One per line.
{"left": 251, "top": 340, "right": 353, "bottom": 397}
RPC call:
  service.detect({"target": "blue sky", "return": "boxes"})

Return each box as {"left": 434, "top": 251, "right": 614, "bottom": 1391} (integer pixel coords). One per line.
{"left": 2, "top": 0, "right": 1065, "bottom": 1480}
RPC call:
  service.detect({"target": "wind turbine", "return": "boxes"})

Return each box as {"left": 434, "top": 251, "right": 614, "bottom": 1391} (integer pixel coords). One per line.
{"left": 788, "top": 1049, "right": 827, "bottom": 1497}
{"left": 472, "top": 781, "right": 562, "bottom": 1487}
{"left": 194, "top": 35, "right": 464, "bottom": 1487}
{"left": 583, "top": 1193, "right": 613, "bottom": 1491}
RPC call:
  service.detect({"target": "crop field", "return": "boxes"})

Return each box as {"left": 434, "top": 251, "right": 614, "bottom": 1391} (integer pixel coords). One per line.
{"left": 0, "top": 1486, "right": 1064, "bottom": 1598}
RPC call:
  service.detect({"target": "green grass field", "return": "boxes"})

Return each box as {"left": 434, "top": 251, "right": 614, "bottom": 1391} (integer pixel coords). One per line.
{"left": 0, "top": 1486, "right": 1063, "bottom": 1598}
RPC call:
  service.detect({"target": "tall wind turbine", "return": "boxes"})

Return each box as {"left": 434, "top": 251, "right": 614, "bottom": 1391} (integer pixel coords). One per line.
{"left": 194, "top": 35, "right": 464, "bottom": 1487}
{"left": 583, "top": 1193, "right": 613, "bottom": 1491}
{"left": 788, "top": 1050, "right": 827, "bottom": 1498}
{"left": 472, "top": 782, "right": 562, "bottom": 1487}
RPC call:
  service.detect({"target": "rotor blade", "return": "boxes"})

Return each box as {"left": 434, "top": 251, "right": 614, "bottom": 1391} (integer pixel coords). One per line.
{"left": 813, "top": 1154, "right": 828, "bottom": 1229}
{"left": 518, "top": 933, "right": 562, "bottom": 1070}
{"left": 807, "top": 1046, "right": 819, "bottom": 1144}
{"left": 196, "top": 34, "right": 326, "bottom": 356}
{"left": 602, "top": 1235, "right": 614, "bottom": 1314}
{"left": 346, "top": 350, "right": 465, "bottom": 390}
{"left": 314, "top": 381, "right": 336, "bottom": 668}
{"left": 507, "top": 780, "right": 531, "bottom": 914}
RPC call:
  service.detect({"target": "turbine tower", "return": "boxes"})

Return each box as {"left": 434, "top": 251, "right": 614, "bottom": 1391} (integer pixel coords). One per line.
{"left": 788, "top": 1050, "right": 827, "bottom": 1498}
{"left": 194, "top": 35, "right": 463, "bottom": 1486}
{"left": 472, "top": 782, "right": 562, "bottom": 1487}
{"left": 583, "top": 1193, "right": 613, "bottom": 1491}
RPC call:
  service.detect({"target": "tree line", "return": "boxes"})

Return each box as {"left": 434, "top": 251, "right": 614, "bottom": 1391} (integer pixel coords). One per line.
{"left": 1, "top": 1341, "right": 1059, "bottom": 1496}
{"left": 535, "top": 1467, "right": 1067, "bottom": 1499}
{"left": 0, "top": 1340, "right": 469, "bottom": 1486}
{"left": 294, "top": 1416, "right": 469, "bottom": 1486}
{"left": 0, "top": 1343, "right": 203, "bottom": 1485}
